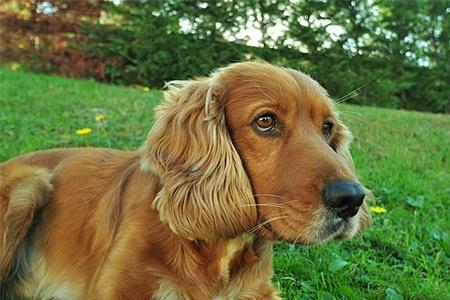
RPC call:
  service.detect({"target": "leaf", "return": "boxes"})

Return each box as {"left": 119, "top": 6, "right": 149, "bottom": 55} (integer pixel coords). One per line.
{"left": 379, "top": 187, "right": 392, "bottom": 195}
{"left": 319, "top": 291, "right": 336, "bottom": 300}
{"left": 300, "top": 281, "right": 314, "bottom": 293}
{"left": 386, "top": 288, "right": 403, "bottom": 300}
{"left": 328, "top": 258, "right": 349, "bottom": 272}
{"left": 339, "top": 284, "right": 359, "bottom": 299}
{"left": 406, "top": 196, "right": 425, "bottom": 209}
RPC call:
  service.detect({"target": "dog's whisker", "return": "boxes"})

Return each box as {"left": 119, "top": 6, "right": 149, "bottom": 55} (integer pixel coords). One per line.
{"left": 334, "top": 79, "right": 374, "bottom": 104}
{"left": 253, "top": 194, "right": 307, "bottom": 204}
{"left": 253, "top": 193, "right": 287, "bottom": 200}
{"left": 242, "top": 216, "right": 288, "bottom": 237}
{"left": 339, "top": 110, "right": 364, "bottom": 118}
{"left": 293, "top": 231, "right": 304, "bottom": 245}
{"left": 237, "top": 203, "right": 285, "bottom": 208}
{"left": 276, "top": 218, "right": 297, "bottom": 241}
{"left": 232, "top": 194, "right": 304, "bottom": 210}
{"left": 335, "top": 92, "right": 359, "bottom": 104}
{"left": 246, "top": 216, "right": 288, "bottom": 236}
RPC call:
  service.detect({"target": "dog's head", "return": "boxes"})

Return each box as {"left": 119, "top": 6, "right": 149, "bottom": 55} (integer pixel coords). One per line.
{"left": 142, "top": 62, "right": 371, "bottom": 243}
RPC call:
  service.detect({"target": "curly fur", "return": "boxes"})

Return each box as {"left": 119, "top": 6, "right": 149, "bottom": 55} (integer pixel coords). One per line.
{"left": 141, "top": 78, "right": 257, "bottom": 240}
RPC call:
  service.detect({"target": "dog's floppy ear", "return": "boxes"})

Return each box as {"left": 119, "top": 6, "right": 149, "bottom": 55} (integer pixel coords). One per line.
{"left": 141, "top": 77, "right": 257, "bottom": 241}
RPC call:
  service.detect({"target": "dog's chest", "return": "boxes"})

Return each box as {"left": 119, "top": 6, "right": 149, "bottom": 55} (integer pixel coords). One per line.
{"left": 154, "top": 236, "right": 263, "bottom": 300}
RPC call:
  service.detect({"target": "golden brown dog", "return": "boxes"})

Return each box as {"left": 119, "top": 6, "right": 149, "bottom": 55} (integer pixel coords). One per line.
{"left": 0, "top": 62, "right": 371, "bottom": 299}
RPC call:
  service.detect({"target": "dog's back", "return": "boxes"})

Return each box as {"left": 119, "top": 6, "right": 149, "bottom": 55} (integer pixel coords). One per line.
{"left": 0, "top": 148, "right": 147, "bottom": 299}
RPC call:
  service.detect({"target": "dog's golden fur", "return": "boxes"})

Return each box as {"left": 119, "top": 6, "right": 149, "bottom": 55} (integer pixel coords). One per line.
{"left": 0, "top": 62, "right": 370, "bottom": 299}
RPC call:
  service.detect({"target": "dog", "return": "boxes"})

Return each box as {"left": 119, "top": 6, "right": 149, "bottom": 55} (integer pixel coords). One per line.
{"left": 0, "top": 62, "right": 371, "bottom": 299}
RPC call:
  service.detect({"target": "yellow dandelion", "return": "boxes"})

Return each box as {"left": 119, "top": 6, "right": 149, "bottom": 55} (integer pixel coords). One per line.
{"left": 10, "top": 63, "right": 21, "bottom": 71}
{"left": 76, "top": 128, "right": 92, "bottom": 135}
{"left": 95, "top": 114, "right": 106, "bottom": 122}
{"left": 370, "top": 205, "right": 387, "bottom": 214}
{"left": 18, "top": 43, "right": 25, "bottom": 49}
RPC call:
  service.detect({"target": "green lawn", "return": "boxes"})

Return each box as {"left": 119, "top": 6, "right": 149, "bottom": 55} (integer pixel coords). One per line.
{"left": 1, "top": 68, "right": 449, "bottom": 299}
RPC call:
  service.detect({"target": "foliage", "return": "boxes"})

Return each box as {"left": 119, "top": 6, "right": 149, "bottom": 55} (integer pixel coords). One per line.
{"left": 0, "top": 0, "right": 104, "bottom": 78}
{"left": 277, "top": 0, "right": 450, "bottom": 112}
{"left": 1, "top": 69, "right": 449, "bottom": 298}
{"left": 1, "top": 0, "right": 449, "bottom": 113}
{"left": 81, "top": 1, "right": 246, "bottom": 87}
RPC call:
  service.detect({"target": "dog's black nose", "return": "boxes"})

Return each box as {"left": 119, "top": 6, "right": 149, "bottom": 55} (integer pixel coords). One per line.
{"left": 322, "top": 180, "right": 365, "bottom": 219}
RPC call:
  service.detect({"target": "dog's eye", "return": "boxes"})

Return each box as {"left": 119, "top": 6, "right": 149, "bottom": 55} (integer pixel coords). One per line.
{"left": 322, "top": 122, "right": 333, "bottom": 138}
{"left": 255, "top": 114, "right": 276, "bottom": 132}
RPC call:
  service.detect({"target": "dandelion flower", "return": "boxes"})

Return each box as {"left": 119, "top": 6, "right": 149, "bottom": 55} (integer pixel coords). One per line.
{"left": 76, "top": 128, "right": 92, "bottom": 135}
{"left": 95, "top": 114, "right": 106, "bottom": 122}
{"left": 18, "top": 43, "right": 25, "bottom": 49}
{"left": 10, "top": 63, "right": 21, "bottom": 71}
{"left": 370, "top": 205, "right": 387, "bottom": 214}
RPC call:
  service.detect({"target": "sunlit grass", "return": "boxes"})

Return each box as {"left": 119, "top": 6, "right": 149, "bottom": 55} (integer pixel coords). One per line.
{"left": 1, "top": 68, "right": 449, "bottom": 299}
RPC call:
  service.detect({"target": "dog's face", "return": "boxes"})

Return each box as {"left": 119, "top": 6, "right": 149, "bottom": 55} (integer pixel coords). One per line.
{"left": 221, "top": 63, "right": 371, "bottom": 244}
{"left": 143, "top": 62, "right": 370, "bottom": 243}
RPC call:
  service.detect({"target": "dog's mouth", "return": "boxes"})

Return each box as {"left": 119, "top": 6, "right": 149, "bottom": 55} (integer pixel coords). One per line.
{"left": 321, "top": 216, "right": 352, "bottom": 240}
{"left": 310, "top": 207, "right": 366, "bottom": 243}
{"left": 257, "top": 210, "right": 359, "bottom": 245}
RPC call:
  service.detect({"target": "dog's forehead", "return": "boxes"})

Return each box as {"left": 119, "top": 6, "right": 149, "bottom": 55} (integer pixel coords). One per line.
{"left": 218, "top": 63, "right": 334, "bottom": 117}
{"left": 283, "top": 68, "right": 335, "bottom": 118}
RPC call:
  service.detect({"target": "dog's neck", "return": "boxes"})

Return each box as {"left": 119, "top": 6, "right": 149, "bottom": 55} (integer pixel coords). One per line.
{"left": 153, "top": 232, "right": 274, "bottom": 299}
{"left": 210, "top": 234, "right": 259, "bottom": 281}
{"left": 177, "top": 233, "right": 265, "bottom": 280}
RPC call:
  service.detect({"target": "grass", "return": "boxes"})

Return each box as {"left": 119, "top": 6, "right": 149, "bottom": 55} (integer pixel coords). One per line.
{"left": 1, "top": 67, "right": 449, "bottom": 299}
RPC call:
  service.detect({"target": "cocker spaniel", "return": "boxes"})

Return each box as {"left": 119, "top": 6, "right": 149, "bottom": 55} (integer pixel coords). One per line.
{"left": 0, "top": 62, "right": 371, "bottom": 299}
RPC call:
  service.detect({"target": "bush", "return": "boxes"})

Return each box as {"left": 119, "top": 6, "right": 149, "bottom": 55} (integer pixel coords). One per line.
{"left": 2, "top": 0, "right": 448, "bottom": 113}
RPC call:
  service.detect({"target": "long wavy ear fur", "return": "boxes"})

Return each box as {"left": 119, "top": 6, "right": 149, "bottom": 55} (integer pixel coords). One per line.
{"left": 141, "top": 77, "right": 257, "bottom": 241}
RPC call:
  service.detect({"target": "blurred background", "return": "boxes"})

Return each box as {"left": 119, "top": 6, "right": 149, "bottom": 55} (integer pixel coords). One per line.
{"left": 0, "top": 0, "right": 449, "bottom": 113}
